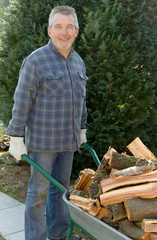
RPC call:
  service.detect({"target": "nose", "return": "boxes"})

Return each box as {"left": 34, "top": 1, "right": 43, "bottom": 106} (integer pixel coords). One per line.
{"left": 61, "top": 28, "right": 68, "bottom": 35}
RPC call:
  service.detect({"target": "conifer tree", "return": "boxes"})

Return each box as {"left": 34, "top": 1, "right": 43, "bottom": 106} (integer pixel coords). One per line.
{"left": 79, "top": 0, "right": 157, "bottom": 156}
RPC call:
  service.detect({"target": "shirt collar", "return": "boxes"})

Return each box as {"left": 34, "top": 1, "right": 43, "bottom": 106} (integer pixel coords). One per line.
{"left": 48, "top": 39, "right": 75, "bottom": 59}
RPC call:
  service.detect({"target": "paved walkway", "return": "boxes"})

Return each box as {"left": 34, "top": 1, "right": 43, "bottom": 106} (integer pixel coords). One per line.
{"left": 0, "top": 192, "right": 25, "bottom": 240}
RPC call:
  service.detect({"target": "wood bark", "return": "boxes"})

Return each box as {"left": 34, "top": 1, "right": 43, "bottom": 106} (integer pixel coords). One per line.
{"left": 109, "top": 152, "right": 138, "bottom": 170}
{"left": 110, "top": 162, "right": 156, "bottom": 177}
{"left": 111, "top": 202, "right": 126, "bottom": 224}
{"left": 101, "top": 170, "right": 157, "bottom": 193}
{"left": 100, "top": 182, "right": 157, "bottom": 206}
{"left": 124, "top": 197, "right": 157, "bottom": 221}
{"left": 117, "top": 218, "right": 150, "bottom": 240}
{"left": 69, "top": 194, "right": 100, "bottom": 216}
{"left": 127, "top": 137, "right": 156, "bottom": 160}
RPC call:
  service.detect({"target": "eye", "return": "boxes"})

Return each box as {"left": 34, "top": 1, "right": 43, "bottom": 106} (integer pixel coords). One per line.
{"left": 55, "top": 25, "right": 62, "bottom": 29}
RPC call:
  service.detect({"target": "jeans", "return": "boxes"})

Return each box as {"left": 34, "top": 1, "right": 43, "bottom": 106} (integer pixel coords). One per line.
{"left": 25, "top": 151, "right": 74, "bottom": 240}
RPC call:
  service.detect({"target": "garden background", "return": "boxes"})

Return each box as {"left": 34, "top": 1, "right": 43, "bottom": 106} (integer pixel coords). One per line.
{"left": 0, "top": 0, "right": 157, "bottom": 176}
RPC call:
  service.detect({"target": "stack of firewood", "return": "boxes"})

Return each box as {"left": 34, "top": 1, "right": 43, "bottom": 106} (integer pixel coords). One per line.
{"left": 69, "top": 137, "right": 157, "bottom": 240}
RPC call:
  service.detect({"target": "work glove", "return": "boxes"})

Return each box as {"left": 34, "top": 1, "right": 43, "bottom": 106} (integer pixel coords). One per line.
{"left": 80, "top": 129, "right": 87, "bottom": 146}
{"left": 9, "top": 136, "right": 27, "bottom": 161}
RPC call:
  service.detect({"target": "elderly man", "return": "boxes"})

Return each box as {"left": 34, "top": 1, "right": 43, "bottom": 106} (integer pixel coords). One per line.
{"left": 7, "top": 5, "right": 87, "bottom": 240}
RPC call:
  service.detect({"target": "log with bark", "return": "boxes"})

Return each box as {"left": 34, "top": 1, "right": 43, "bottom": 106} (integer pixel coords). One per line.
{"left": 110, "top": 160, "right": 156, "bottom": 178}
{"left": 109, "top": 151, "right": 138, "bottom": 170}
{"left": 117, "top": 218, "right": 150, "bottom": 240}
{"left": 124, "top": 197, "right": 157, "bottom": 221}
{"left": 111, "top": 202, "right": 127, "bottom": 224}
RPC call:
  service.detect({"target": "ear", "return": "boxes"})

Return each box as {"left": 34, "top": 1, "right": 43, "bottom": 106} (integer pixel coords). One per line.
{"left": 75, "top": 28, "right": 79, "bottom": 37}
{"left": 47, "top": 27, "right": 51, "bottom": 38}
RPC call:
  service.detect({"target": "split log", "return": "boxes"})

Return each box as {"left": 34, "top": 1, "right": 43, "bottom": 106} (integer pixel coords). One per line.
{"left": 117, "top": 218, "right": 150, "bottom": 240}
{"left": 75, "top": 168, "right": 95, "bottom": 192}
{"left": 101, "top": 170, "right": 157, "bottom": 193}
{"left": 124, "top": 197, "right": 157, "bottom": 221}
{"left": 95, "top": 207, "right": 109, "bottom": 220}
{"left": 94, "top": 158, "right": 109, "bottom": 182}
{"left": 109, "top": 152, "right": 138, "bottom": 170}
{"left": 127, "top": 137, "right": 156, "bottom": 160}
{"left": 150, "top": 233, "right": 157, "bottom": 240}
{"left": 69, "top": 194, "right": 100, "bottom": 216}
{"left": 103, "top": 147, "right": 117, "bottom": 161}
{"left": 100, "top": 182, "right": 157, "bottom": 206}
{"left": 141, "top": 219, "right": 157, "bottom": 233}
{"left": 111, "top": 202, "right": 126, "bottom": 224}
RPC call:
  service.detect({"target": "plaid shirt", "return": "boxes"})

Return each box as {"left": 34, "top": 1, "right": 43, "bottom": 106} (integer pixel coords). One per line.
{"left": 7, "top": 40, "right": 88, "bottom": 152}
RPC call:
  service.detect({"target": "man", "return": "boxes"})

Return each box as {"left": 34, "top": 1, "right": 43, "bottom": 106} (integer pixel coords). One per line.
{"left": 7, "top": 6, "right": 88, "bottom": 240}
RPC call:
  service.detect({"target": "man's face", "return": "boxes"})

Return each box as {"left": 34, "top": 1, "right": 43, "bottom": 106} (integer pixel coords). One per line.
{"left": 48, "top": 13, "right": 79, "bottom": 53}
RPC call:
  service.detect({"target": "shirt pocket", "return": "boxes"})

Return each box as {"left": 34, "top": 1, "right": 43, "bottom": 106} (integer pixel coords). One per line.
{"left": 75, "top": 72, "right": 88, "bottom": 98}
{"left": 44, "top": 71, "right": 64, "bottom": 97}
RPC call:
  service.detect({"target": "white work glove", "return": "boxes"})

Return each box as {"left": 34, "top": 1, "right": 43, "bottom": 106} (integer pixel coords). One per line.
{"left": 9, "top": 136, "right": 28, "bottom": 161}
{"left": 80, "top": 129, "right": 87, "bottom": 146}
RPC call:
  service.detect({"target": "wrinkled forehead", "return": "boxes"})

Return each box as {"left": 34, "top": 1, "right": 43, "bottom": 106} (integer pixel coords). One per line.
{"left": 51, "top": 12, "right": 75, "bottom": 27}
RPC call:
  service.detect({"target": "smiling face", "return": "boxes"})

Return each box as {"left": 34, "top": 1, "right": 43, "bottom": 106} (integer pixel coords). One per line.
{"left": 47, "top": 13, "right": 79, "bottom": 58}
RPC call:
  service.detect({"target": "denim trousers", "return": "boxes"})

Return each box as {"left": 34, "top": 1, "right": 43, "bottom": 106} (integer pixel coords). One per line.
{"left": 25, "top": 151, "right": 74, "bottom": 240}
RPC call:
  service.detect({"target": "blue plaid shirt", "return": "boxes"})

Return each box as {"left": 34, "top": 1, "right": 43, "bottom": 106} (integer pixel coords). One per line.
{"left": 7, "top": 40, "right": 88, "bottom": 152}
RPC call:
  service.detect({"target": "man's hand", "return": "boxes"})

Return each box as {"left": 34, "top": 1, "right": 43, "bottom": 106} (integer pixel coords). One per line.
{"left": 9, "top": 136, "right": 28, "bottom": 160}
{"left": 80, "top": 129, "right": 87, "bottom": 146}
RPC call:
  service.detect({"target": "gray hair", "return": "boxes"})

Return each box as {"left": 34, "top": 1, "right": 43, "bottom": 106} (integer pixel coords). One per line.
{"left": 48, "top": 6, "right": 79, "bottom": 29}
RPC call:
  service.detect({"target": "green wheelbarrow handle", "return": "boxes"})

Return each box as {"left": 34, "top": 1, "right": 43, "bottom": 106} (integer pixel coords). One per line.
{"left": 21, "top": 153, "right": 67, "bottom": 193}
{"left": 21, "top": 143, "right": 100, "bottom": 193}
{"left": 81, "top": 143, "right": 100, "bottom": 167}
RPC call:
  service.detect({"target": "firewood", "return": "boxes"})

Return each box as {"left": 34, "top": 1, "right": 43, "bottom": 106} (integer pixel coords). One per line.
{"left": 100, "top": 182, "right": 157, "bottom": 206}
{"left": 103, "top": 146, "right": 117, "bottom": 161}
{"left": 141, "top": 219, "right": 157, "bottom": 233}
{"left": 150, "top": 233, "right": 157, "bottom": 240}
{"left": 69, "top": 194, "right": 101, "bottom": 216}
{"left": 95, "top": 207, "right": 109, "bottom": 220}
{"left": 101, "top": 204, "right": 115, "bottom": 227}
{"left": 88, "top": 159, "right": 109, "bottom": 199}
{"left": 111, "top": 202, "right": 127, "bottom": 224}
{"left": 75, "top": 168, "right": 95, "bottom": 192}
{"left": 88, "top": 180, "right": 102, "bottom": 199}
{"left": 124, "top": 197, "right": 157, "bottom": 221}
{"left": 94, "top": 158, "right": 109, "bottom": 182}
{"left": 110, "top": 160, "right": 155, "bottom": 178}
{"left": 117, "top": 218, "right": 150, "bottom": 240}
{"left": 109, "top": 151, "right": 138, "bottom": 170}
{"left": 127, "top": 137, "right": 156, "bottom": 160}
{"left": 101, "top": 170, "right": 157, "bottom": 193}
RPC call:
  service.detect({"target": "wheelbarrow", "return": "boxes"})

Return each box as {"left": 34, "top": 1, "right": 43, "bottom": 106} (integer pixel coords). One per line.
{"left": 22, "top": 143, "right": 131, "bottom": 240}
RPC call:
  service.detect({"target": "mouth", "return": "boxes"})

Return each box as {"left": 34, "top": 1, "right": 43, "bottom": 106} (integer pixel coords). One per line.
{"left": 59, "top": 36, "right": 71, "bottom": 41}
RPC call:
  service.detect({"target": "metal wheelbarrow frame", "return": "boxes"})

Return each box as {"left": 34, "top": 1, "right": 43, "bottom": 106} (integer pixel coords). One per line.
{"left": 22, "top": 143, "right": 131, "bottom": 240}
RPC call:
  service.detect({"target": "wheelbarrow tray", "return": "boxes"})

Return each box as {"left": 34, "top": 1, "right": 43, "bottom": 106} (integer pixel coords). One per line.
{"left": 63, "top": 191, "right": 131, "bottom": 240}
